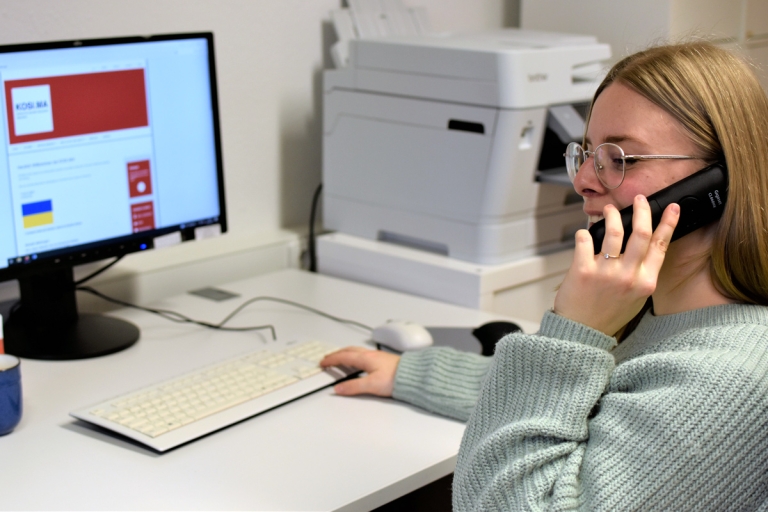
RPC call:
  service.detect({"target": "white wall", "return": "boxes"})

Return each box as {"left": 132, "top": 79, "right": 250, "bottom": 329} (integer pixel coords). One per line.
{"left": 0, "top": 0, "right": 514, "bottom": 307}
{"left": 522, "top": 0, "right": 753, "bottom": 57}
{"left": 521, "top": 0, "right": 768, "bottom": 90}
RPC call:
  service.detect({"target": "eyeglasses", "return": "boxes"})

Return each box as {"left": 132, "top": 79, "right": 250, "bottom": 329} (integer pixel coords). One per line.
{"left": 564, "top": 142, "right": 699, "bottom": 189}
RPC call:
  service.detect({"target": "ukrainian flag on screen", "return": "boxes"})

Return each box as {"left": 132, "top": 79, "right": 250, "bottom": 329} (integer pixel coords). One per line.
{"left": 22, "top": 200, "right": 53, "bottom": 228}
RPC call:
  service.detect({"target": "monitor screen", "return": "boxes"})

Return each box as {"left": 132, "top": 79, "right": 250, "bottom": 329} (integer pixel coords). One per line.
{"left": 0, "top": 33, "right": 226, "bottom": 360}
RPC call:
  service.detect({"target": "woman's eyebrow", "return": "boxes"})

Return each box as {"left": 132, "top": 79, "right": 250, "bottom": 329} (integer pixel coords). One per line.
{"left": 604, "top": 135, "right": 640, "bottom": 145}
{"left": 584, "top": 135, "right": 644, "bottom": 147}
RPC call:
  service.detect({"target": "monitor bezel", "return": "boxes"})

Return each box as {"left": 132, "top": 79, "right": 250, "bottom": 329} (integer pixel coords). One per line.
{"left": 0, "top": 31, "right": 227, "bottom": 282}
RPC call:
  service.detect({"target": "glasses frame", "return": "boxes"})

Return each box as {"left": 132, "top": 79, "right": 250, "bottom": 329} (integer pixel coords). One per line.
{"left": 564, "top": 142, "right": 699, "bottom": 189}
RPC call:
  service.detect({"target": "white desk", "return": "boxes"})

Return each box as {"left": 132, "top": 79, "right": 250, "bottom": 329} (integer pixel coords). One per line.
{"left": 1, "top": 269, "right": 538, "bottom": 511}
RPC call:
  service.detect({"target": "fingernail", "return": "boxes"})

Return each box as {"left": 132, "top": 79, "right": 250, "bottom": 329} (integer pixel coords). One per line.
{"left": 671, "top": 203, "right": 680, "bottom": 214}
{"left": 638, "top": 194, "right": 647, "bottom": 203}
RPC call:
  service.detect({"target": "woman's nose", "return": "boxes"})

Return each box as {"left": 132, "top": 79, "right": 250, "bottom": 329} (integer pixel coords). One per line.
{"left": 572, "top": 157, "right": 604, "bottom": 193}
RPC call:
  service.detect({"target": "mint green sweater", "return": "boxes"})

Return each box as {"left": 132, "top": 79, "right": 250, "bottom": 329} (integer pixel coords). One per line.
{"left": 393, "top": 305, "right": 768, "bottom": 510}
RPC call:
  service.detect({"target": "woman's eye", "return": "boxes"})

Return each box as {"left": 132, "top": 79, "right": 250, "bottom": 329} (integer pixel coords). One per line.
{"left": 624, "top": 157, "right": 638, "bottom": 166}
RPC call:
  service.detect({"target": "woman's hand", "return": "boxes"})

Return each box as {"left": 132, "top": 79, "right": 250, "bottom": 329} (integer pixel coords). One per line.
{"left": 553, "top": 195, "right": 680, "bottom": 336}
{"left": 320, "top": 347, "right": 400, "bottom": 397}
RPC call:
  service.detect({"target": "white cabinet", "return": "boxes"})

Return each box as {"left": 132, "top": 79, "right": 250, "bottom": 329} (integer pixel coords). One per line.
{"left": 317, "top": 233, "right": 573, "bottom": 325}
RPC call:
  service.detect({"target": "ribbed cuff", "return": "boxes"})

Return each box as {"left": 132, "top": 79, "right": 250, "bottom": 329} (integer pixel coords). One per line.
{"left": 538, "top": 310, "right": 617, "bottom": 352}
{"left": 393, "top": 347, "right": 491, "bottom": 422}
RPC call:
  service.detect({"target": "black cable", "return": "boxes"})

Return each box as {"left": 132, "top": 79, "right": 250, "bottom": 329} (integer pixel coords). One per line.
{"left": 215, "top": 295, "right": 373, "bottom": 333}
{"left": 308, "top": 182, "right": 323, "bottom": 272}
{"left": 5, "top": 299, "right": 21, "bottom": 322}
{"left": 66, "top": 241, "right": 373, "bottom": 340}
{"left": 7, "top": 255, "right": 126, "bottom": 325}
{"left": 77, "top": 286, "right": 277, "bottom": 340}
{"left": 74, "top": 255, "right": 125, "bottom": 286}
{"left": 76, "top": 287, "right": 374, "bottom": 340}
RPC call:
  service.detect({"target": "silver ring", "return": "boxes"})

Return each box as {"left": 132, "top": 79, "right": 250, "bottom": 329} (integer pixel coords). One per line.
{"left": 601, "top": 252, "right": 620, "bottom": 259}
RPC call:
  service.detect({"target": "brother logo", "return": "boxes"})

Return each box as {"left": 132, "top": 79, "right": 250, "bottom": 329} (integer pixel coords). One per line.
{"left": 528, "top": 73, "right": 548, "bottom": 82}
{"left": 15, "top": 100, "right": 49, "bottom": 111}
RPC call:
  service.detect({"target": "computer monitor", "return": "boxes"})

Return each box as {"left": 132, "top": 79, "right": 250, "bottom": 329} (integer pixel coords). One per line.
{"left": 0, "top": 33, "right": 226, "bottom": 360}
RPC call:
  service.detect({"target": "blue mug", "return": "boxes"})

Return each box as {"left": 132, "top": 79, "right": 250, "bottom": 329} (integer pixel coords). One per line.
{"left": 0, "top": 354, "right": 22, "bottom": 436}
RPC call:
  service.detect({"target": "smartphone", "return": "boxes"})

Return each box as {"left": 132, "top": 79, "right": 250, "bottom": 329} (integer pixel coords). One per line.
{"left": 588, "top": 162, "right": 728, "bottom": 254}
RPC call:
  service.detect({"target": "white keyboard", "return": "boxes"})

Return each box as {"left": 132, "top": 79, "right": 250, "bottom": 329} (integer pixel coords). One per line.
{"left": 71, "top": 340, "right": 357, "bottom": 452}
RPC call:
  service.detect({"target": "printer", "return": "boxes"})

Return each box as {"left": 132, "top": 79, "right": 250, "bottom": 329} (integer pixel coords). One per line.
{"left": 322, "top": 28, "right": 611, "bottom": 265}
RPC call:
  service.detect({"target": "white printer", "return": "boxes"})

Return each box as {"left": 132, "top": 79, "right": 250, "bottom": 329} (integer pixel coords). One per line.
{"left": 322, "top": 28, "right": 611, "bottom": 264}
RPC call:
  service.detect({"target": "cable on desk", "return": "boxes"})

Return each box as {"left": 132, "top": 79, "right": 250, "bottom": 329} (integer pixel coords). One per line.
{"left": 77, "top": 286, "right": 277, "bottom": 340}
{"left": 216, "top": 295, "right": 374, "bottom": 333}
{"left": 73, "top": 251, "right": 374, "bottom": 340}
{"left": 77, "top": 288, "right": 374, "bottom": 341}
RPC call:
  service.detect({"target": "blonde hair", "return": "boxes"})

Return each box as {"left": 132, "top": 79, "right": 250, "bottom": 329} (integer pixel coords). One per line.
{"left": 592, "top": 42, "right": 768, "bottom": 306}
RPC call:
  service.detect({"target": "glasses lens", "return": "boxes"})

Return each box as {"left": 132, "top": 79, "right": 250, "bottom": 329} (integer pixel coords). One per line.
{"left": 565, "top": 142, "right": 584, "bottom": 182}
{"left": 594, "top": 143, "right": 625, "bottom": 189}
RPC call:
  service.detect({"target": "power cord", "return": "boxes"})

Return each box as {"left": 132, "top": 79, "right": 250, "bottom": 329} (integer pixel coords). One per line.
{"left": 77, "top": 286, "right": 278, "bottom": 340}
{"left": 76, "top": 286, "right": 374, "bottom": 341}
{"left": 75, "top": 255, "right": 125, "bottom": 286}
{"left": 215, "top": 295, "right": 373, "bottom": 333}
{"left": 21, "top": 246, "right": 372, "bottom": 342}
{"left": 5, "top": 255, "right": 126, "bottom": 325}
{"left": 308, "top": 182, "right": 322, "bottom": 272}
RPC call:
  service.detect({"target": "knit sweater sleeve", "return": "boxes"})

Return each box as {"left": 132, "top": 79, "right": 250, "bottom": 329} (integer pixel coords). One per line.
{"left": 452, "top": 310, "right": 768, "bottom": 511}
{"left": 392, "top": 346, "right": 492, "bottom": 421}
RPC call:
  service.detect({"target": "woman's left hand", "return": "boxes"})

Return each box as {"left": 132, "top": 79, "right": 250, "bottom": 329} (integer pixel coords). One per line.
{"left": 553, "top": 195, "right": 680, "bottom": 336}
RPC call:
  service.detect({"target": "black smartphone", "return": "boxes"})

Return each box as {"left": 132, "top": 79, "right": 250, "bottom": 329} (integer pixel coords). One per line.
{"left": 588, "top": 162, "right": 728, "bottom": 254}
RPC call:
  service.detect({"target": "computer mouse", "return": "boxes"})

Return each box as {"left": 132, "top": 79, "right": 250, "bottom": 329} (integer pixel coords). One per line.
{"left": 472, "top": 321, "right": 522, "bottom": 356}
{"left": 372, "top": 320, "right": 434, "bottom": 352}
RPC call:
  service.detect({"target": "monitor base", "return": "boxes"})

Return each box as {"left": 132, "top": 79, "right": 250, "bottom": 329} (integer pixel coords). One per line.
{"left": 4, "top": 313, "right": 139, "bottom": 360}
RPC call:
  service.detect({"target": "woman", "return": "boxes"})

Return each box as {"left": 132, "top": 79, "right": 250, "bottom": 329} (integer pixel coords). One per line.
{"left": 321, "top": 42, "right": 768, "bottom": 510}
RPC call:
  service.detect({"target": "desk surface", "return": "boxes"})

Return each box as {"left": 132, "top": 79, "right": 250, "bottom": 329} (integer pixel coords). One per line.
{"left": 1, "top": 269, "right": 538, "bottom": 511}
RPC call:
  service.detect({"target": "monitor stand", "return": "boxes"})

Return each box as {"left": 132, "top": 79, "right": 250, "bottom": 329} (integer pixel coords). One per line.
{"left": 3, "top": 267, "right": 139, "bottom": 360}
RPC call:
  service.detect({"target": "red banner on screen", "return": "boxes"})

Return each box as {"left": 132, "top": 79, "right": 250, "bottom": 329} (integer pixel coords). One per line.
{"left": 127, "top": 160, "right": 153, "bottom": 198}
{"left": 5, "top": 69, "right": 149, "bottom": 144}
{"left": 131, "top": 201, "right": 155, "bottom": 233}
